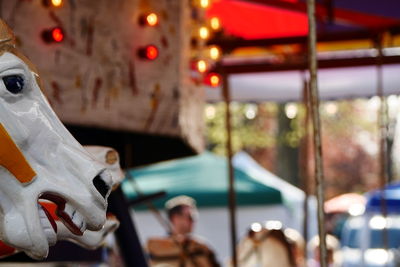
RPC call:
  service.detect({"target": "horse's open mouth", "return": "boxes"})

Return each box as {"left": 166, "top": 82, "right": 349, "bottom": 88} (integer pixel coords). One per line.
{"left": 39, "top": 194, "right": 86, "bottom": 237}
{"left": 56, "top": 202, "right": 86, "bottom": 236}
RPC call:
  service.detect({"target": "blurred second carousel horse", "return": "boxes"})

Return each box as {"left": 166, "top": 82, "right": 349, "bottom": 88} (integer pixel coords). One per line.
{"left": 236, "top": 221, "right": 305, "bottom": 267}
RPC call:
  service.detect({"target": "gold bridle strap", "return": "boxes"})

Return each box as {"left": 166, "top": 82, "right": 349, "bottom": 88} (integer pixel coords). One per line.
{"left": 0, "top": 123, "right": 36, "bottom": 183}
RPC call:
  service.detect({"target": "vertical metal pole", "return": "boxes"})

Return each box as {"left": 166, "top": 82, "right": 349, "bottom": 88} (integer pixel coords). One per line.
{"left": 300, "top": 77, "right": 310, "bottom": 260}
{"left": 376, "top": 36, "right": 389, "bottom": 193}
{"left": 222, "top": 72, "right": 238, "bottom": 267}
{"left": 375, "top": 35, "right": 389, "bottom": 251}
{"left": 307, "top": 1, "right": 328, "bottom": 266}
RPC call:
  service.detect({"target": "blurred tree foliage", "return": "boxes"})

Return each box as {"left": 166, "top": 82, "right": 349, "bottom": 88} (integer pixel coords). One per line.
{"left": 204, "top": 102, "right": 277, "bottom": 154}
{"left": 319, "top": 99, "right": 380, "bottom": 198}
{"left": 204, "top": 97, "right": 395, "bottom": 198}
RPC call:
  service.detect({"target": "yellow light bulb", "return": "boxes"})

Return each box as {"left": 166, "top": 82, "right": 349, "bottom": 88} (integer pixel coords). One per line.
{"left": 51, "top": 0, "right": 62, "bottom": 7}
{"left": 146, "top": 13, "right": 158, "bottom": 26}
{"left": 210, "top": 17, "right": 221, "bottom": 31}
{"left": 200, "top": 0, "right": 210, "bottom": 8}
{"left": 199, "top": 26, "right": 210, "bottom": 40}
{"left": 209, "top": 46, "right": 221, "bottom": 60}
{"left": 197, "top": 60, "right": 208, "bottom": 73}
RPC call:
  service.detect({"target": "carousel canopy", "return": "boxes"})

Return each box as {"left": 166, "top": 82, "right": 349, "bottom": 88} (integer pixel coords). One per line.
{"left": 205, "top": 0, "right": 400, "bottom": 102}
{"left": 207, "top": 0, "right": 400, "bottom": 40}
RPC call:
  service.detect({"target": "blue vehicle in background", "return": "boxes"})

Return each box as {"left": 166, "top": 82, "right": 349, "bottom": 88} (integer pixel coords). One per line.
{"left": 341, "top": 183, "right": 400, "bottom": 267}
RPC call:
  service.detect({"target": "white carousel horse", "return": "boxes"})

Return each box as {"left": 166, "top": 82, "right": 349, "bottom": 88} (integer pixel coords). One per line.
{"left": 236, "top": 221, "right": 304, "bottom": 267}
{"left": 0, "top": 20, "right": 115, "bottom": 259}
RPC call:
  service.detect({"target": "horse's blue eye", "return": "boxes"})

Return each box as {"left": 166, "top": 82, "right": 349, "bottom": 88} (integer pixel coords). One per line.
{"left": 3, "top": 75, "right": 24, "bottom": 94}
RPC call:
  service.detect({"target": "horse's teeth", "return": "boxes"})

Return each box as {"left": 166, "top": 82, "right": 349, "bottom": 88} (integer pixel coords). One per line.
{"left": 63, "top": 203, "right": 75, "bottom": 218}
{"left": 72, "top": 212, "right": 86, "bottom": 233}
{"left": 38, "top": 204, "right": 57, "bottom": 246}
{"left": 64, "top": 203, "right": 86, "bottom": 233}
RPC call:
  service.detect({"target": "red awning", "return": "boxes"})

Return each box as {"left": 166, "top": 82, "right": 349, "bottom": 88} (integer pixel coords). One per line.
{"left": 207, "top": 0, "right": 308, "bottom": 39}
{"left": 207, "top": 0, "right": 400, "bottom": 40}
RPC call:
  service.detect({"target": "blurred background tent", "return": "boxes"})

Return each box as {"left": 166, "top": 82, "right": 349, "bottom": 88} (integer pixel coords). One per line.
{"left": 366, "top": 182, "right": 400, "bottom": 213}
{"left": 123, "top": 151, "right": 283, "bottom": 208}
{"left": 122, "top": 151, "right": 316, "bottom": 261}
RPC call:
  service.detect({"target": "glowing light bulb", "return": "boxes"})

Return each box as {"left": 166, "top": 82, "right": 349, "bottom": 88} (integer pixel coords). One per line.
{"left": 200, "top": 0, "right": 210, "bottom": 8}
{"left": 197, "top": 60, "right": 208, "bottom": 73}
{"left": 138, "top": 45, "right": 159, "bottom": 60}
{"left": 51, "top": 0, "right": 62, "bottom": 7}
{"left": 210, "top": 75, "right": 220, "bottom": 86}
{"left": 146, "top": 13, "right": 158, "bottom": 26}
{"left": 145, "top": 45, "right": 158, "bottom": 60}
{"left": 209, "top": 46, "right": 221, "bottom": 60}
{"left": 52, "top": 28, "right": 64, "bottom": 42}
{"left": 139, "top": 13, "right": 159, "bottom": 27}
{"left": 204, "top": 73, "right": 221, "bottom": 87}
{"left": 210, "top": 17, "right": 221, "bottom": 31}
{"left": 42, "top": 27, "right": 65, "bottom": 43}
{"left": 199, "top": 26, "right": 210, "bottom": 40}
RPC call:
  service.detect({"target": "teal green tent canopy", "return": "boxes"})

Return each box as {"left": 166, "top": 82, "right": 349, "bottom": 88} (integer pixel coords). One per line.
{"left": 122, "top": 152, "right": 282, "bottom": 209}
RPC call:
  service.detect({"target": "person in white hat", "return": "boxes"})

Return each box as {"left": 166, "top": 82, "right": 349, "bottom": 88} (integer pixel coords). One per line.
{"left": 147, "top": 195, "right": 220, "bottom": 267}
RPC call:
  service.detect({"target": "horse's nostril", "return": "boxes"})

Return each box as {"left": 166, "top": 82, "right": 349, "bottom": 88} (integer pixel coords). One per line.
{"left": 93, "top": 175, "right": 110, "bottom": 199}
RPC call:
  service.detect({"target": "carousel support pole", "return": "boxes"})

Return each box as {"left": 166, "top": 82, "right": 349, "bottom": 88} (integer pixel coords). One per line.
{"left": 375, "top": 34, "right": 389, "bottom": 250}
{"left": 307, "top": 0, "right": 328, "bottom": 266}
{"left": 376, "top": 34, "right": 389, "bottom": 195}
{"left": 222, "top": 72, "right": 238, "bottom": 267}
{"left": 300, "top": 76, "right": 310, "bottom": 260}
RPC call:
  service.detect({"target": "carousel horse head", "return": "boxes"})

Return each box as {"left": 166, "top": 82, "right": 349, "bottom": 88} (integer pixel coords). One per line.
{"left": 41, "top": 146, "right": 123, "bottom": 250}
{"left": 0, "top": 20, "right": 115, "bottom": 259}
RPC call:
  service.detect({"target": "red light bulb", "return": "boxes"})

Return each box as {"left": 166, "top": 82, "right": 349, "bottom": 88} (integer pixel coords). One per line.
{"left": 138, "top": 45, "right": 159, "bottom": 60}
{"left": 42, "top": 27, "right": 65, "bottom": 43}
{"left": 146, "top": 45, "right": 158, "bottom": 60}
{"left": 204, "top": 73, "right": 221, "bottom": 87}
{"left": 51, "top": 28, "right": 64, "bottom": 42}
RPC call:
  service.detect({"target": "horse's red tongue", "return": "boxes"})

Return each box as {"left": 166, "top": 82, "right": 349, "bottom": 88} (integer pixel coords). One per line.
{"left": 38, "top": 202, "right": 57, "bottom": 233}
{"left": 57, "top": 210, "right": 83, "bottom": 236}
{"left": 0, "top": 240, "right": 17, "bottom": 258}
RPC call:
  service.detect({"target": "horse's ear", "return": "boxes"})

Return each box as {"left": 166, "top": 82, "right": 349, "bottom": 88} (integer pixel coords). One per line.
{"left": 0, "top": 20, "right": 15, "bottom": 46}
